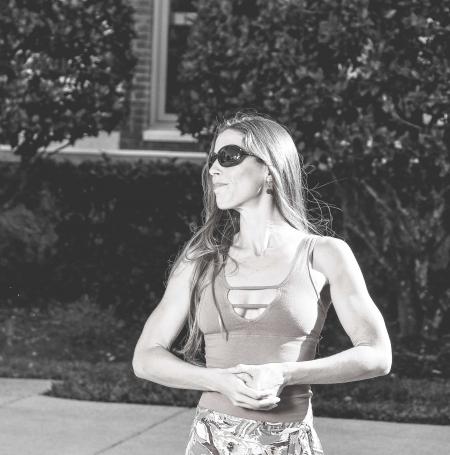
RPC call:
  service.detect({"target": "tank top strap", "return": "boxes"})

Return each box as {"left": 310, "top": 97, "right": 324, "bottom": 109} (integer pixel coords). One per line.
{"left": 305, "top": 234, "right": 322, "bottom": 304}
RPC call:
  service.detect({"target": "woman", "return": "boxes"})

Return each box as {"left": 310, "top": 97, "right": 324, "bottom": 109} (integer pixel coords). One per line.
{"left": 132, "top": 113, "right": 392, "bottom": 454}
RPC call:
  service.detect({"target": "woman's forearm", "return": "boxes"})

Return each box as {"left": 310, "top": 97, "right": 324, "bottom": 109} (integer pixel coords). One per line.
{"left": 283, "top": 345, "right": 391, "bottom": 386}
{"left": 133, "top": 345, "right": 219, "bottom": 392}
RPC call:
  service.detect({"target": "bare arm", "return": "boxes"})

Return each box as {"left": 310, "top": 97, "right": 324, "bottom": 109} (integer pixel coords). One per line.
{"left": 132, "top": 254, "right": 282, "bottom": 410}
{"left": 132, "top": 256, "right": 218, "bottom": 391}
{"left": 283, "top": 237, "right": 392, "bottom": 385}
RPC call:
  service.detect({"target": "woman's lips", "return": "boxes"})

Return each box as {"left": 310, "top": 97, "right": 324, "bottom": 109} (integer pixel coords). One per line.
{"left": 213, "top": 184, "right": 228, "bottom": 191}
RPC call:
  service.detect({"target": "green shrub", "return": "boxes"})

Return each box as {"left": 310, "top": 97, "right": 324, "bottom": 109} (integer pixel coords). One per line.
{"left": 46, "top": 296, "right": 126, "bottom": 356}
{"left": 312, "top": 375, "right": 450, "bottom": 424}
{"left": 0, "top": 198, "right": 58, "bottom": 302}
{"left": 0, "top": 301, "right": 133, "bottom": 362}
{"left": 176, "top": 0, "right": 450, "bottom": 341}
{"left": 47, "top": 361, "right": 202, "bottom": 407}
{"left": 178, "top": 0, "right": 449, "bottom": 154}
{"left": 0, "top": 0, "right": 136, "bottom": 163}
{"left": 0, "top": 158, "right": 204, "bottom": 326}
{"left": 46, "top": 363, "right": 450, "bottom": 424}
{"left": 2, "top": 355, "right": 448, "bottom": 424}
{"left": 0, "top": 155, "right": 449, "bottom": 375}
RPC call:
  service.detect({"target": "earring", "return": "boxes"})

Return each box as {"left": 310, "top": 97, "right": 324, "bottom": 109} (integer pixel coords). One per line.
{"left": 266, "top": 176, "right": 273, "bottom": 195}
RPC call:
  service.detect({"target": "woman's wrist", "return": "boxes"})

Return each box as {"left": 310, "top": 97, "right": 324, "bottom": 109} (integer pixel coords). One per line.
{"left": 201, "top": 367, "right": 224, "bottom": 392}
{"left": 282, "top": 361, "right": 307, "bottom": 386}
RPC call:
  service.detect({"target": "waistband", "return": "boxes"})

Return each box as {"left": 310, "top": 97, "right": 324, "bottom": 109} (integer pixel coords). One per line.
{"left": 195, "top": 405, "right": 314, "bottom": 428}
{"left": 198, "top": 391, "right": 313, "bottom": 424}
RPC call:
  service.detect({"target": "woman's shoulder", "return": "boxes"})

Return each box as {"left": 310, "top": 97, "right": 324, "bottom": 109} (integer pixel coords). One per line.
{"left": 311, "top": 235, "right": 355, "bottom": 279}
{"left": 311, "top": 233, "right": 347, "bottom": 246}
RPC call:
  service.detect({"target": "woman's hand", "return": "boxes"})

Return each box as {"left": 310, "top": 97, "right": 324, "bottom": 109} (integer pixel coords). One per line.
{"left": 227, "top": 363, "right": 288, "bottom": 397}
{"left": 211, "top": 368, "right": 281, "bottom": 411}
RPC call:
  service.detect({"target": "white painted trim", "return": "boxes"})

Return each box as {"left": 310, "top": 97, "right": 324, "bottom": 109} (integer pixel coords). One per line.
{"left": 150, "top": 0, "right": 162, "bottom": 125}
{"left": 143, "top": 127, "right": 196, "bottom": 142}
{"left": 150, "top": 2, "right": 197, "bottom": 127}
{"left": 151, "top": 0, "right": 175, "bottom": 124}
{"left": 0, "top": 145, "right": 206, "bottom": 163}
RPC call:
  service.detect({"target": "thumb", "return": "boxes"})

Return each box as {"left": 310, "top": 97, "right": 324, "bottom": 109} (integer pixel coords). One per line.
{"left": 227, "top": 363, "right": 248, "bottom": 373}
{"left": 235, "top": 372, "right": 252, "bottom": 383}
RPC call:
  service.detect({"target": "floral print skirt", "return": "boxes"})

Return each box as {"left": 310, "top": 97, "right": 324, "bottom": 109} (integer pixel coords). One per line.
{"left": 185, "top": 406, "right": 325, "bottom": 455}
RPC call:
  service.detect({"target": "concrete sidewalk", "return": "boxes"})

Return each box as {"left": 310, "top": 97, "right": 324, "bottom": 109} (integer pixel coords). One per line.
{"left": 0, "top": 378, "right": 448, "bottom": 455}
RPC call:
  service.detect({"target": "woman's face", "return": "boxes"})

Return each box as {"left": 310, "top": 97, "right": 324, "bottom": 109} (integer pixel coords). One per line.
{"left": 208, "top": 129, "right": 268, "bottom": 210}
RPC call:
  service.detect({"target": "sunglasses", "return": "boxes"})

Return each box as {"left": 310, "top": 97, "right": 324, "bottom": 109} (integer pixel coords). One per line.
{"left": 207, "top": 144, "right": 257, "bottom": 169}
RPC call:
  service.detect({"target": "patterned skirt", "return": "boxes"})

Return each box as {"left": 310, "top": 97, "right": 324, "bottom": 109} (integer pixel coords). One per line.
{"left": 185, "top": 406, "right": 324, "bottom": 455}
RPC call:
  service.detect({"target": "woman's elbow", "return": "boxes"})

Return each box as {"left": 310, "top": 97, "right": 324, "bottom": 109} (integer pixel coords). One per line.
{"left": 374, "top": 360, "right": 391, "bottom": 376}
{"left": 359, "top": 343, "right": 392, "bottom": 377}
{"left": 132, "top": 354, "right": 144, "bottom": 378}
{"left": 132, "top": 349, "right": 151, "bottom": 379}
{"left": 373, "top": 346, "right": 392, "bottom": 376}
{"left": 132, "top": 345, "right": 163, "bottom": 379}
{"left": 379, "top": 352, "right": 392, "bottom": 375}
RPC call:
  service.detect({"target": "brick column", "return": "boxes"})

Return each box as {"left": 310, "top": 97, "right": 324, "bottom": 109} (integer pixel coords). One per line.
{"left": 119, "top": 0, "right": 153, "bottom": 149}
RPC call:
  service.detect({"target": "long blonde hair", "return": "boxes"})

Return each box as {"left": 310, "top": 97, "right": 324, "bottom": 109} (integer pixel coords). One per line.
{"left": 171, "top": 112, "right": 328, "bottom": 365}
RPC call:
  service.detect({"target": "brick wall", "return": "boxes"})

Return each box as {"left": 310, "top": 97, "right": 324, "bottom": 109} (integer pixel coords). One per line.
{"left": 119, "top": 0, "right": 153, "bottom": 149}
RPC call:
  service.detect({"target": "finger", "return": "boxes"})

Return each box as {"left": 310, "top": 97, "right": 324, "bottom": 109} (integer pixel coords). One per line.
{"left": 240, "top": 384, "right": 278, "bottom": 400}
{"left": 238, "top": 396, "right": 280, "bottom": 410}
{"left": 236, "top": 372, "right": 252, "bottom": 383}
{"left": 256, "top": 396, "right": 281, "bottom": 408}
{"left": 241, "top": 381, "right": 277, "bottom": 396}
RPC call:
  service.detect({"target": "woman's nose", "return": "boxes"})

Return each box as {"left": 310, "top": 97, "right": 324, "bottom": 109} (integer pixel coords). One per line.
{"left": 208, "top": 157, "right": 221, "bottom": 175}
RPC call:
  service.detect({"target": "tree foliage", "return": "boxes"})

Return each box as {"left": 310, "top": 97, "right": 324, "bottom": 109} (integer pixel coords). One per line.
{"left": 178, "top": 0, "right": 449, "bottom": 156}
{"left": 176, "top": 0, "right": 450, "bottom": 341}
{"left": 0, "top": 0, "right": 136, "bottom": 163}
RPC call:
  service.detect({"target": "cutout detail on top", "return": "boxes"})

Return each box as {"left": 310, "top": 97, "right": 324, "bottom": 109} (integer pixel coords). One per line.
{"left": 227, "top": 288, "right": 280, "bottom": 321}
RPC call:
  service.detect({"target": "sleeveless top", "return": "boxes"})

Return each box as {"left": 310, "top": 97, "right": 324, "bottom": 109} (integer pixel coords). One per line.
{"left": 197, "top": 234, "right": 332, "bottom": 423}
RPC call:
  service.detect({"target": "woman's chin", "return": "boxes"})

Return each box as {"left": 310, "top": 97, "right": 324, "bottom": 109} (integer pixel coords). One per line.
{"left": 216, "top": 201, "right": 229, "bottom": 210}
{"left": 215, "top": 198, "right": 234, "bottom": 210}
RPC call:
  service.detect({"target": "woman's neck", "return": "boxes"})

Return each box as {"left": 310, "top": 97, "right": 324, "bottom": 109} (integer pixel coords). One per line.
{"left": 233, "top": 222, "right": 303, "bottom": 256}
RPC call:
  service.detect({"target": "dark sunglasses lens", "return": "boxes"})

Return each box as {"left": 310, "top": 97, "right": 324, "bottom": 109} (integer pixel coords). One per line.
{"left": 208, "top": 145, "right": 247, "bottom": 168}
{"left": 217, "top": 145, "right": 245, "bottom": 167}
{"left": 221, "top": 145, "right": 244, "bottom": 166}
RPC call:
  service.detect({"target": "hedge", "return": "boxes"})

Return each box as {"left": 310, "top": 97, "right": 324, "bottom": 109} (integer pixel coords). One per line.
{"left": 0, "top": 0, "right": 136, "bottom": 163}
{"left": 0, "top": 156, "right": 449, "bottom": 375}
{"left": 175, "top": 0, "right": 450, "bottom": 340}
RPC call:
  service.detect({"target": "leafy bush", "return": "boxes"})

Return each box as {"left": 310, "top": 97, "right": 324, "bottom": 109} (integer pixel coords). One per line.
{"left": 0, "top": 158, "right": 204, "bottom": 327}
{"left": 0, "top": 156, "right": 449, "bottom": 373}
{"left": 0, "top": 197, "right": 58, "bottom": 301}
{"left": 47, "top": 361, "right": 202, "bottom": 406}
{"left": 312, "top": 375, "right": 450, "bottom": 424}
{"left": 178, "top": 0, "right": 449, "bottom": 152}
{"left": 0, "top": 0, "right": 136, "bottom": 163}
{"left": 176, "top": 0, "right": 450, "bottom": 340}
{"left": 3, "top": 356, "right": 447, "bottom": 423}
{"left": 43, "top": 363, "right": 450, "bottom": 424}
{"left": 0, "top": 300, "right": 132, "bottom": 362}
{"left": 46, "top": 296, "right": 125, "bottom": 354}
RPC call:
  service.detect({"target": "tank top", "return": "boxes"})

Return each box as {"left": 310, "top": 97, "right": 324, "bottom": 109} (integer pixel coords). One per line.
{"left": 197, "top": 233, "right": 332, "bottom": 423}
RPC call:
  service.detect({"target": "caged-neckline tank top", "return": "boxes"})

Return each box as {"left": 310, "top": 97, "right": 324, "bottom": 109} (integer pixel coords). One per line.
{"left": 219, "top": 235, "right": 309, "bottom": 324}
{"left": 197, "top": 233, "right": 332, "bottom": 423}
